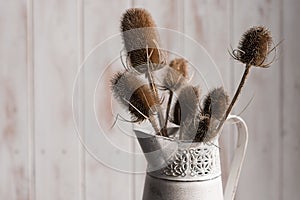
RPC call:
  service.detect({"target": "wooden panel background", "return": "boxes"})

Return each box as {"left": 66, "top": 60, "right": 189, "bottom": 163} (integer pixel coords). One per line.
{"left": 0, "top": 0, "right": 300, "bottom": 199}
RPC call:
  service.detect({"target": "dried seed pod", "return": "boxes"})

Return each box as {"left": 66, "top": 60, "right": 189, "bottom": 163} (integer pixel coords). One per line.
{"left": 110, "top": 71, "right": 157, "bottom": 122}
{"left": 180, "top": 117, "right": 199, "bottom": 141}
{"left": 163, "top": 68, "right": 187, "bottom": 91}
{"left": 217, "top": 26, "right": 275, "bottom": 133}
{"left": 234, "top": 26, "right": 272, "bottom": 67}
{"left": 174, "top": 86, "right": 201, "bottom": 140}
{"left": 169, "top": 58, "right": 188, "bottom": 78}
{"left": 203, "top": 87, "right": 229, "bottom": 120}
{"left": 163, "top": 58, "right": 188, "bottom": 91}
{"left": 176, "top": 86, "right": 200, "bottom": 122}
{"left": 129, "top": 85, "right": 158, "bottom": 122}
{"left": 120, "top": 8, "right": 165, "bottom": 73}
{"left": 111, "top": 71, "right": 141, "bottom": 106}
{"left": 194, "top": 115, "right": 210, "bottom": 143}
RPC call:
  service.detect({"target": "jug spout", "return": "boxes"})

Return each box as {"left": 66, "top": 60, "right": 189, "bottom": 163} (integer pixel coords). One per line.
{"left": 134, "top": 127, "right": 179, "bottom": 172}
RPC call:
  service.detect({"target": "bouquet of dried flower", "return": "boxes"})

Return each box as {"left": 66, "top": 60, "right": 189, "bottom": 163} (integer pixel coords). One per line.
{"left": 111, "top": 8, "right": 276, "bottom": 143}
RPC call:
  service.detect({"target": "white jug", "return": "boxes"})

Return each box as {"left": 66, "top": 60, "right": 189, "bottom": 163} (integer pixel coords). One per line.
{"left": 133, "top": 115, "right": 248, "bottom": 200}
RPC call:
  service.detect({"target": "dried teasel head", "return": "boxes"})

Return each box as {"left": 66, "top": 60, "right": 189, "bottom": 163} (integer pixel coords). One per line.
{"left": 120, "top": 8, "right": 165, "bottom": 73}
{"left": 129, "top": 85, "right": 158, "bottom": 122}
{"left": 232, "top": 26, "right": 273, "bottom": 67}
{"left": 169, "top": 58, "right": 188, "bottom": 78}
{"left": 163, "top": 58, "right": 188, "bottom": 91}
{"left": 202, "top": 87, "right": 229, "bottom": 120}
{"left": 194, "top": 115, "right": 210, "bottom": 143}
{"left": 111, "top": 71, "right": 141, "bottom": 106}
{"left": 110, "top": 71, "right": 157, "bottom": 122}
{"left": 163, "top": 69, "right": 187, "bottom": 91}
{"left": 175, "top": 86, "right": 200, "bottom": 124}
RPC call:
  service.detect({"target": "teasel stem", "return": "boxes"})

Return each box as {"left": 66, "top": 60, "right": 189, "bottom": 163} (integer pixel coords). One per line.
{"left": 145, "top": 48, "right": 167, "bottom": 137}
{"left": 216, "top": 63, "right": 252, "bottom": 133}
{"left": 163, "top": 90, "right": 173, "bottom": 132}
{"left": 146, "top": 70, "right": 167, "bottom": 136}
{"left": 148, "top": 115, "right": 160, "bottom": 135}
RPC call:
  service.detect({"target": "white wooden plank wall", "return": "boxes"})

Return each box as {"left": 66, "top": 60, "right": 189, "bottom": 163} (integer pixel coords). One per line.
{"left": 1, "top": 0, "right": 300, "bottom": 199}
{"left": 0, "top": 1, "right": 30, "bottom": 199}
{"left": 33, "top": 0, "right": 80, "bottom": 200}
{"left": 282, "top": 0, "right": 300, "bottom": 199}
{"left": 232, "top": 0, "right": 282, "bottom": 199}
{"left": 82, "top": 0, "right": 133, "bottom": 200}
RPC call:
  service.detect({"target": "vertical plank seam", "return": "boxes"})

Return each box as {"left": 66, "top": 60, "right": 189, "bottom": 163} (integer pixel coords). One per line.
{"left": 77, "top": 0, "right": 86, "bottom": 199}
{"left": 279, "top": 0, "right": 284, "bottom": 198}
{"left": 26, "top": 0, "right": 36, "bottom": 199}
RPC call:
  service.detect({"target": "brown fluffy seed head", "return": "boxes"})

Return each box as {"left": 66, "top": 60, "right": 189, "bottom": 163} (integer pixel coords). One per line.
{"left": 163, "top": 68, "right": 187, "bottom": 91}
{"left": 203, "top": 87, "right": 229, "bottom": 120}
{"left": 110, "top": 71, "right": 157, "bottom": 122}
{"left": 169, "top": 58, "right": 188, "bottom": 78}
{"left": 111, "top": 71, "right": 142, "bottom": 106}
{"left": 120, "top": 8, "right": 165, "bottom": 73}
{"left": 176, "top": 86, "right": 200, "bottom": 122}
{"left": 194, "top": 115, "right": 210, "bottom": 143}
{"left": 235, "top": 26, "right": 272, "bottom": 66}
{"left": 128, "top": 85, "right": 157, "bottom": 122}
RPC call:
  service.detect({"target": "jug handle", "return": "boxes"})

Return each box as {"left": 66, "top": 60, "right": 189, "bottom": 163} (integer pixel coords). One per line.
{"left": 224, "top": 115, "right": 248, "bottom": 200}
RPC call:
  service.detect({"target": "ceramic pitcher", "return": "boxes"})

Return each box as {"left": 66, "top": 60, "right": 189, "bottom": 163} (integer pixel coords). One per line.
{"left": 133, "top": 115, "right": 248, "bottom": 200}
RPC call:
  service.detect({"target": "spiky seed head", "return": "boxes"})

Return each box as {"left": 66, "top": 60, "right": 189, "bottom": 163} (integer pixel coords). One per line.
{"left": 121, "top": 8, "right": 156, "bottom": 31}
{"left": 163, "top": 68, "right": 187, "bottom": 91}
{"left": 111, "top": 71, "right": 142, "bottom": 105}
{"left": 235, "top": 26, "right": 272, "bottom": 67}
{"left": 203, "top": 87, "right": 229, "bottom": 120}
{"left": 176, "top": 86, "right": 200, "bottom": 122}
{"left": 169, "top": 58, "right": 188, "bottom": 78}
{"left": 110, "top": 71, "right": 157, "bottom": 122}
{"left": 128, "top": 85, "right": 157, "bottom": 122}
{"left": 194, "top": 115, "right": 210, "bottom": 143}
{"left": 120, "top": 8, "right": 165, "bottom": 73}
{"left": 179, "top": 117, "right": 199, "bottom": 141}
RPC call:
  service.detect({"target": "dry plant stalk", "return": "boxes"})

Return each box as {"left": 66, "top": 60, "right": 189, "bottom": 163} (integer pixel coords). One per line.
{"left": 216, "top": 26, "right": 274, "bottom": 133}
{"left": 163, "top": 58, "right": 188, "bottom": 132}
{"left": 196, "top": 87, "right": 229, "bottom": 142}
{"left": 111, "top": 8, "right": 277, "bottom": 143}
{"left": 120, "top": 8, "right": 167, "bottom": 136}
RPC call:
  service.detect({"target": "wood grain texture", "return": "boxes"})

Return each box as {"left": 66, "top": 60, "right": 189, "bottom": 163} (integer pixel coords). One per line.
{"left": 0, "top": 1, "right": 30, "bottom": 199}
{"left": 34, "top": 0, "right": 80, "bottom": 200}
{"left": 282, "top": 0, "right": 300, "bottom": 198}
{"left": 83, "top": 1, "right": 133, "bottom": 200}
{"left": 232, "top": 0, "right": 282, "bottom": 199}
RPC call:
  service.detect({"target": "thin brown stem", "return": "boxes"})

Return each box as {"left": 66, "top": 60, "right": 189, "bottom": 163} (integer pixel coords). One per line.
{"left": 148, "top": 115, "right": 161, "bottom": 135}
{"left": 216, "top": 64, "right": 252, "bottom": 133}
{"left": 146, "top": 71, "right": 167, "bottom": 136}
{"left": 163, "top": 90, "right": 173, "bottom": 131}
